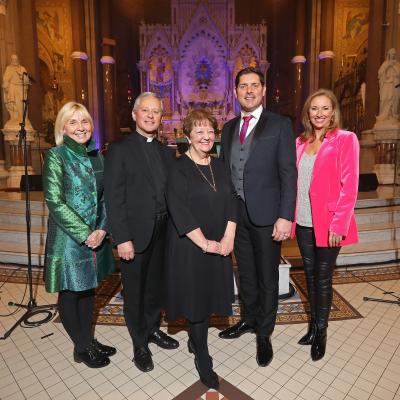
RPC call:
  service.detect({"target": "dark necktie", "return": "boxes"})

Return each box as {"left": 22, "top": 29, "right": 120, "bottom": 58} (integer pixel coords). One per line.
{"left": 239, "top": 115, "right": 253, "bottom": 145}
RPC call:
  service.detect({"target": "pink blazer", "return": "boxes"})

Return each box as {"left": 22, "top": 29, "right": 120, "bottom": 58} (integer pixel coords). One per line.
{"left": 291, "top": 129, "right": 359, "bottom": 247}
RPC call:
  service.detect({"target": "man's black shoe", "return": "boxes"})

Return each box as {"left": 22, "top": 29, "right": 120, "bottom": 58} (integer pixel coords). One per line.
{"left": 256, "top": 335, "right": 273, "bottom": 367}
{"left": 218, "top": 320, "right": 254, "bottom": 339}
{"left": 92, "top": 338, "right": 117, "bottom": 357}
{"left": 148, "top": 329, "right": 179, "bottom": 349}
{"left": 133, "top": 346, "right": 154, "bottom": 372}
{"left": 74, "top": 343, "right": 110, "bottom": 368}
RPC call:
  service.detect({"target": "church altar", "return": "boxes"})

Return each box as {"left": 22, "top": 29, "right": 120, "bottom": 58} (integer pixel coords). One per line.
{"left": 138, "top": 0, "right": 268, "bottom": 139}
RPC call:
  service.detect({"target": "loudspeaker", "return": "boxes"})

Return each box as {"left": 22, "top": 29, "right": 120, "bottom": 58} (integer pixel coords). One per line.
{"left": 359, "top": 173, "right": 379, "bottom": 192}
{"left": 20, "top": 175, "right": 43, "bottom": 191}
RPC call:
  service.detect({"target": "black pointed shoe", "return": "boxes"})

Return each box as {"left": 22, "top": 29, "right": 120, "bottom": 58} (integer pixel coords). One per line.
{"left": 92, "top": 338, "right": 117, "bottom": 357}
{"left": 298, "top": 323, "right": 317, "bottom": 345}
{"left": 148, "top": 329, "right": 179, "bottom": 349}
{"left": 256, "top": 335, "right": 273, "bottom": 367}
{"left": 133, "top": 346, "right": 154, "bottom": 372}
{"left": 74, "top": 343, "right": 110, "bottom": 368}
{"left": 311, "top": 327, "right": 327, "bottom": 361}
{"left": 218, "top": 320, "right": 254, "bottom": 339}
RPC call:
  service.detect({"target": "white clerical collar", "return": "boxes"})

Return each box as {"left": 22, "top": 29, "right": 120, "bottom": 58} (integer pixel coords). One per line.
{"left": 146, "top": 136, "right": 154, "bottom": 142}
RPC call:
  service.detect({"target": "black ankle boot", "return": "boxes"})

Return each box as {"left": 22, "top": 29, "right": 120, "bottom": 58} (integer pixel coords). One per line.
{"left": 298, "top": 323, "right": 317, "bottom": 345}
{"left": 188, "top": 337, "right": 219, "bottom": 390}
{"left": 311, "top": 327, "right": 327, "bottom": 361}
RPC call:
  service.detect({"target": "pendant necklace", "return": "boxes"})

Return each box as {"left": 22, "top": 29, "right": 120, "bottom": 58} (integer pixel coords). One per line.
{"left": 188, "top": 148, "right": 217, "bottom": 192}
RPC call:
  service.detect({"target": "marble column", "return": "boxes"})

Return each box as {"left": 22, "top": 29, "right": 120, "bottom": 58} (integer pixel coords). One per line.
{"left": 100, "top": 52, "right": 118, "bottom": 144}
{"left": 318, "top": 0, "right": 335, "bottom": 89}
{"left": 292, "top": 0, "right": 306, "bottom": 134}
{"left": 71, "top": 0, "right": 89, "bottom": 108}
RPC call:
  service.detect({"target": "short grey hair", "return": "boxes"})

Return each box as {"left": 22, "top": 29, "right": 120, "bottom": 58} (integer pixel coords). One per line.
{"left": 133, "top": 92, "right": 163, "bottom": 113}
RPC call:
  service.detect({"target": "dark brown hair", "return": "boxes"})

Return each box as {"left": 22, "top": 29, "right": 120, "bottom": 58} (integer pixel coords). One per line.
{"left": 235, "top": 67, "right": 265, "bottom": 88}
{"left": 300, "top": 88, "right": 341, "bottom": 142}
{"left": 182, "top": 109, "right": 218, "bottom": 137}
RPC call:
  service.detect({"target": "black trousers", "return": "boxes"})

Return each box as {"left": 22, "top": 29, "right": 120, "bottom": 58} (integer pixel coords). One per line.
{"left": 119, "top": 214, "right": 167, "bottom": 348}
{"left": 234, "top": 200, "right": 281, "bottom": 336}
{"left": 296, "top": 225, "right": 341, "bottom": 329}
{"left": 58, "top": 289, "right": 95, "bottom": 352}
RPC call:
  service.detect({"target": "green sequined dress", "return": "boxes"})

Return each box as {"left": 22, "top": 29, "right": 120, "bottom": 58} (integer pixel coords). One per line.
{"left": 43, "top": 135, "right": 115, "bottom": 293}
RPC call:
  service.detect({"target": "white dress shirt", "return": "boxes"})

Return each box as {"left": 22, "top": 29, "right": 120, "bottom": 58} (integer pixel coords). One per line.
{"left": 238, "top": 105, "right": 263, "bottom": 140}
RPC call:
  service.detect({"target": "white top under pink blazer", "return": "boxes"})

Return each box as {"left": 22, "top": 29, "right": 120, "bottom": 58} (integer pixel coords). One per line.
{"left": 291, "top": 128, "right": 360, "bottom": 247}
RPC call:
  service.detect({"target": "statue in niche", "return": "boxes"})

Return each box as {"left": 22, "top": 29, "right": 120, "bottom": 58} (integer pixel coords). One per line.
{"left": 2, "top": 54, "right": 32, "bottom": 129}
{"left": 377, "top": 48, "right": 400, "bottom": 123}
{"left": 156, "top": 57, "right": 166, "bottom": 83}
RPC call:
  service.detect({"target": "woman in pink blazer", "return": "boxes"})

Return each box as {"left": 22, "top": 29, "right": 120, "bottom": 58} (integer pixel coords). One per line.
{"left": 292, "top": 89, "right": 359, "bottom": 361}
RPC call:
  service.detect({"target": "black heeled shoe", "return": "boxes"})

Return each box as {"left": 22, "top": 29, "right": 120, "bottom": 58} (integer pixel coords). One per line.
{"left": 73, "top": 343, "right": 110, "bottom": 368}
{"left": 298, "top": 323, "right": 317, "bottom": 345}
{"left": 188, "top": 339, "right": 219, "bottom": 390}
{"left": 311, "top": 327, "right": 327, "bottom": 361}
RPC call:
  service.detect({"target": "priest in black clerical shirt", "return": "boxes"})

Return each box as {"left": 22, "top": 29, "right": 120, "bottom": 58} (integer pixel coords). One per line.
{"left": 104, "top": 92, "right": 178, "bottom": 373}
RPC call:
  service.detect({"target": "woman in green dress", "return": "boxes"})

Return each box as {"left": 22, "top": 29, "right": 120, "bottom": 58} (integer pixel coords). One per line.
{"left": 43, "top": 102, "right": 115, "bottom": 368}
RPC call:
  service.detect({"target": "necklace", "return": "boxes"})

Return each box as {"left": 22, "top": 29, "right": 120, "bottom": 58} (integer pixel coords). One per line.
{"left": 188, "top": 148, "right": 217, "bottom": 192}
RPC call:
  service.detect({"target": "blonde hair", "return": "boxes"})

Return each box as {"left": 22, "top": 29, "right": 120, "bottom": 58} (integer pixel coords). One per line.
{"left": 300, "top": 88, "right": 341, "bottom": 142}
{"left": 54, "top": 102, "right": 94, "bottom": 145}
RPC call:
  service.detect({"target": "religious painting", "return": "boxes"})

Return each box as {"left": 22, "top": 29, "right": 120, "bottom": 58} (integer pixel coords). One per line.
{"left": 333, "top": 0, "right": 369, "bottom": 80}
{"left": 36, "top": 0, "right": 75, "bottom": 113}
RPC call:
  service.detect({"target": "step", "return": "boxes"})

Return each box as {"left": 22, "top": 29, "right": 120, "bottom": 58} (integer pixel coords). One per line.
{"left": 355, "top": 205, "right": 400, "bottom": 225}
{"left": 0, "top": 194, "right": 45, "bottom": 212}
{"left": 0, "top": 229, "right": 47, "bottom": 246}
{"left": 283, "top": 238, "right": 400, "bottom": 266}
{"left": 0, "top": 207, "right": 48, "bottom": 226}
{"left": 337, "top": 239, "right": 400, "bottom": 265}
{"left": 355, "top": 196, "right": 400, "bottom": 209}
{"left": 0, "top": 241, "right": 45, "bottom": 266}
{"left": 357, "top": 221, "right": 400, "bottom": 242}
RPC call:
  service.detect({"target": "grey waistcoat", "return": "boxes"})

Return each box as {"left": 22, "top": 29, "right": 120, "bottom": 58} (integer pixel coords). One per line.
{"left": 230, "top": 126, "right": 255, "bottom": 201}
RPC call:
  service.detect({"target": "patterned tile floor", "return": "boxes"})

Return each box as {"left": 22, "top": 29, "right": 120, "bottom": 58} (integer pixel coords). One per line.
{"left": 0, "top": 264, "right": 399, "bottom": 400}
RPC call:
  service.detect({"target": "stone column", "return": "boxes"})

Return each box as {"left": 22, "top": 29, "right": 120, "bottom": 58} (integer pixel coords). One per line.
{"left": 100, "top": 52, "right": 118, "bottom": 144}
{"left": 318, "top": 0, "right": 335, "bottom": 89}
{"left": 292, "top": 0, "right": 307, "bottom": 134}
{"left": 71, "top": 51, "right": 89, "bottom": 105}
{"left": 71, "top": 0, "right": 89, "bottom": 108}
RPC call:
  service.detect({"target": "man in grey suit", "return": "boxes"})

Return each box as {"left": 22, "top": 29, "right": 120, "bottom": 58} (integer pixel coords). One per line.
{"left": 219, "top": 67, "right": 297, "bottom": 367}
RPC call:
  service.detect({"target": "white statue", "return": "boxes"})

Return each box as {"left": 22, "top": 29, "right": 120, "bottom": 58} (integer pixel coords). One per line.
{"left": 2, "top": 54, "right": 32, "bottom": 129}
{"left": 377, "top": 48, "right": 400, "bottom": 123}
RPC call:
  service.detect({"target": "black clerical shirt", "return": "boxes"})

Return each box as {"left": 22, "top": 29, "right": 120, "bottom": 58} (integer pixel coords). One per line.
{"left": 137, "top": 132, "right": 167, "bottom": 214}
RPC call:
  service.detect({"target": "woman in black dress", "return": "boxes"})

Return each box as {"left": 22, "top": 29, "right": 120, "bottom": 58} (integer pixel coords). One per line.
{"left": 165, "top": 109, "right": 237, "bottom": 390}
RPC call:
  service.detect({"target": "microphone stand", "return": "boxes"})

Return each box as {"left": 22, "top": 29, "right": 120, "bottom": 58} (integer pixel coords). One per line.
{"left": 1, "top": 73, "right": 56, "bottom": 340}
